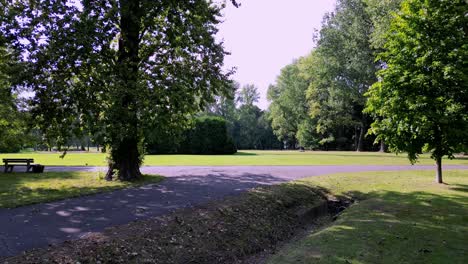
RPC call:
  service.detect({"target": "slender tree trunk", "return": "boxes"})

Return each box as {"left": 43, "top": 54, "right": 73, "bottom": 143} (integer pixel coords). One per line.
{"left": 354, "top": 126, "right": 359, "bottom": 150}
{"left": 434, "top": 127, "right": 444, "bottom": 184}
{"left": 356, "top": 123, "right": 365, "bottom": 152}
{"left": 379, "top": 140, "right": 386, "bottom": 152}
{"left": 436, "top": 156, "right": 443, "bottom": 183}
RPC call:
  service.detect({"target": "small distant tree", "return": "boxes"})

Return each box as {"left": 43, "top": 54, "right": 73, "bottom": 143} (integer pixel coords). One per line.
{"left": 365, "top": 0, "right": 468, "bottom": 183}
{"left": 237, "top": 84, "right": 260, "bottom": 106}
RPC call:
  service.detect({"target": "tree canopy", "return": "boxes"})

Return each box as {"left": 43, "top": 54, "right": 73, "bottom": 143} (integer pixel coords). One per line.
{"left": 365, "top": 0, "right": 468, "bottom": 183}
{"left": 267, "top": 57, "right": 312, "bottom": 149}
{"left": 308, "top": 0, "right": 378, "bottom": 151}
{"left": 1, "top": 0, "right": 233, "bottom": 180}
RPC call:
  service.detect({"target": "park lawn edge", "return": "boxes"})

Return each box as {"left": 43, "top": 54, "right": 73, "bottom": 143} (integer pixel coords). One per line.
{"left": 1, "top": 151, "right": 467, "bottom": 166}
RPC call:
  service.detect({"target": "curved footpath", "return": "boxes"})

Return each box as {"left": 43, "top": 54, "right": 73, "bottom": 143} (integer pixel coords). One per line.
{"left": 1, "top": 165, "right": 467, "bottom": 258}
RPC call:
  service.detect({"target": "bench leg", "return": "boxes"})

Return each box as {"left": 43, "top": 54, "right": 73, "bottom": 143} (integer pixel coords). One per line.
{"left": 8, "top": 165, "right": 14, "bottom": 173}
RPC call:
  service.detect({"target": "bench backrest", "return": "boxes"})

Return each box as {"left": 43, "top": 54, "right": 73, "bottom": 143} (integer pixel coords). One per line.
{"left": 3, "top": 158, "right": 34, "bottom": 163}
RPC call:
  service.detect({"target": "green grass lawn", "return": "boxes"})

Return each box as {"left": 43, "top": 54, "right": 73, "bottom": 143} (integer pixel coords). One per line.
{"left": 267, "top": 170, "right": 468, "bottom": 264}
{"left": 0, "top": 150, "right": 466, "bottom": 166}
{"left": 0, "top": 172, "right": 164, "bottom": 208}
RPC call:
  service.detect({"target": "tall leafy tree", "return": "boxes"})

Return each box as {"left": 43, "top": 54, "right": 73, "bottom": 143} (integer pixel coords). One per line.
{"left": 205, "top": 80, "right": 238, "bottom": 122}
{"left": 204, "top": 82, "right": 280, "bottom": 150}
{"left": 2, "top": 1, "right": 232, "bottom": 180}
{"left": 365, "top": 0, "right": 468, "bottom": 183}
{"left": 268, "top": 57, "right": 311, "bottom": 149}
{"left": 308, "top": 0, "right": 378, "bottom": 151}
{"left": 237, "top": 83, "right": 260, "bottom": 106}
{"left": 235, "top": 84, "right": 261, "bottom": 149}
{"left": 256, "top": 112, "right": 282, "bottom": 150}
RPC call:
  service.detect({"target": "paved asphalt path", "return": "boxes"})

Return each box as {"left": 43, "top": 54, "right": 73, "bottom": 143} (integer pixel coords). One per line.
{"left": 1, "top": 165, "right": 467, "bottom": 258}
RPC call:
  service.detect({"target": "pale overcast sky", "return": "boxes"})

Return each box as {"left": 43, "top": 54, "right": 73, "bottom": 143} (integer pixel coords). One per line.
{"left": 217, "top": 0, "right": 336, "bottom": 109}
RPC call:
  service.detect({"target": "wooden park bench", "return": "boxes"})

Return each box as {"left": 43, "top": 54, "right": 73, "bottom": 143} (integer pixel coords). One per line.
{"left": 2, "top": 158, "right": 44, "bottom": 173}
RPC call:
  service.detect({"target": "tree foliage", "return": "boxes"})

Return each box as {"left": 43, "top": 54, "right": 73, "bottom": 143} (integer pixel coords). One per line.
{"left": 235, "top": 84, "right": 280, "bottom": 149}
{"left": 0, "top": 38, "right": 28, "bottom": 153}
{"left": 268, "top": 57, "right": 314, "bottom": 149}
{"left": 307, "top": 0, "right": 378, "bottom": 151}
{"left": 1, "top": 0, "right": 232, "bottom": 180}
{"left": 364, "top": 0, "right": 403, "bottom": 50}
{"left": 148, "top": 82, "right": 281, "bottom": 153}
{"left": 365, "top": 0, "right": 468, "bottom": 183}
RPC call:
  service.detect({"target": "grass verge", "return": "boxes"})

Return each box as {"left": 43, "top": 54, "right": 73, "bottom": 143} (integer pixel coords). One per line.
{"left": 0, "top": 172, "right": 164, "bottom": 208}
{"left": 267, "top": 170, "right": 468, "bottom": 264}
{"left": 0, "top": 150, "right": 467, "bottom": 166}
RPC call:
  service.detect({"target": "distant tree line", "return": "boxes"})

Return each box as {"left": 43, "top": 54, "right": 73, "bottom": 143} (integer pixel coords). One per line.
{"left": 266, "top": 0, "right": 467, "bottom": 182}
{"left": 268, "top": 0, "right": 396, "bottom": 152}
{"left": 0, "top": 79, "right": 281, "bottom": 154}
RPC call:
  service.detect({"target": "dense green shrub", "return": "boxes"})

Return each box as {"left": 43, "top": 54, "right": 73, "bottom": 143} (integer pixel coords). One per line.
{"left": 181, "top": 116, "right": 237, "bottom": 154}
{"left": 147, "top": 116, "right": 236, "bottom": 154}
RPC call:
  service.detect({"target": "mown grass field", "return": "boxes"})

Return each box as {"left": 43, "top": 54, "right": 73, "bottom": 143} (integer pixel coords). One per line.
{"left": 0, "top": 172, "right": 164, "bottom": 208}
{"left": 267, "top": 170, "right": 468, "bottom": 264}
{"left": 0, "top": 150, "right": 467, "bottom": 166}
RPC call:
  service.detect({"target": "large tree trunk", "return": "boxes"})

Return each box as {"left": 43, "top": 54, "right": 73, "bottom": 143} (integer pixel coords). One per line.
{"left": 435, "top": 156, "right": 443, "bottom": 184}
{"left": 106, "top": 138, "right": 142, "bottom": 181}
{"left": 105, "top": 0, "right": 144, "bottom": 181}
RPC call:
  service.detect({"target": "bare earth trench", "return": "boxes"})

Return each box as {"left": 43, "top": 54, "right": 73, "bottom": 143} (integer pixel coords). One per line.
{"left": 1, "top": 165, "right": 467, "bottom": 259}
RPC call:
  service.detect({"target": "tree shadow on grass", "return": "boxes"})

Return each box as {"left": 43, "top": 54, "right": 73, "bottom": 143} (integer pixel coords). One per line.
{"left": 453, "top": 155, "right": 468, "bottom": 160}
{"left": 234, "top": 152, "right": 258, "bottom": 156}
{"left": 449, "top": 183, "right": 468, "bottom": 193}
{"left": 273, "top": 188, "right": 468, "bottom": 264}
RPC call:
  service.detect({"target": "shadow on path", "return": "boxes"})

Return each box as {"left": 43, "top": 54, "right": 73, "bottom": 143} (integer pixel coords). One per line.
{"left": 0, "top": 172, "right": 284, "bottom": 258}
